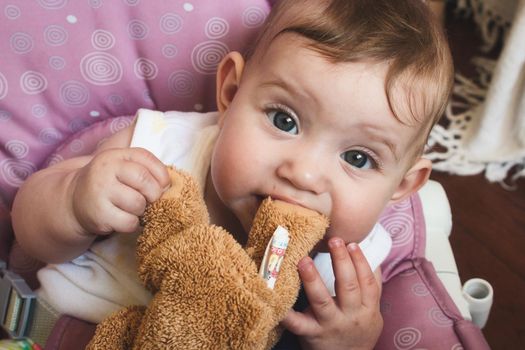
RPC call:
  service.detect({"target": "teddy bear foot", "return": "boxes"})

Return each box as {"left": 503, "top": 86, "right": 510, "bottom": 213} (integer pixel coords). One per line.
{"left": 86, "top": 305, "right": 146, "bottom": 350}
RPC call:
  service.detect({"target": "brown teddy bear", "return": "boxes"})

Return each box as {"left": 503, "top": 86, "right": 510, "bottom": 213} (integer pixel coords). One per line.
{"left": 87, "top": 167, "right": 328, "bottom": 350}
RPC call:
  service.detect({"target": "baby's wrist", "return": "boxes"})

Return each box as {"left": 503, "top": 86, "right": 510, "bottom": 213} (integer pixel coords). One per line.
{"left": 65, "top": 170, "right": 94, "bottom": 238}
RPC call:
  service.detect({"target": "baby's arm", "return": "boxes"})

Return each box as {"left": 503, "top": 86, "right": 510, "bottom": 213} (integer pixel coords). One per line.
{"left": 11, "top": 124, "right": 170, "bottom": 263}
{"left": 281, "top": 240, "right": 383, "bottom": 350}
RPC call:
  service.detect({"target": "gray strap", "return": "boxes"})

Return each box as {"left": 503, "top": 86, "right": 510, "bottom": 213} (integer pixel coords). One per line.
{"left": 1, "top": 263, "right": 60, "bottom": 346}
{"left": 26, "top": 298, "right": 61, "bottom": 346}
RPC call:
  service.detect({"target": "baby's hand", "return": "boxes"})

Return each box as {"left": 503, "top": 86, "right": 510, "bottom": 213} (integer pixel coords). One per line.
{"left": 281, "top": 238, "right": 383, "bottom": 350}
{"left": 71, "top": 148, "right": 170, "bottom": 235}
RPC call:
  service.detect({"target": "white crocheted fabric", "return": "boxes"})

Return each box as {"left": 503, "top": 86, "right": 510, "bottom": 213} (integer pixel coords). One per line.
{"left": 426, "top": 0, "right": 525, "bottom": 187}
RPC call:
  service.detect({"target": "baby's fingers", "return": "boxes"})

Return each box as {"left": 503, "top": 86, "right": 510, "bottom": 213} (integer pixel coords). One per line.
{"left": 106, "top": 207, "right": 141, "bottom": 233}
{"left": 329, "top": 237, "right": 361, "bottom": 311}
{"left": 115, "top": 159, "right": 166, "bottom": 203}
{"left": 280, "top": 309, "right": 319, "bottom": 336}
{"left": 297, "top": 257, "right": 337, "bottom": 324}
{"left": 347, "top": 243, "right": 380, "bottom": 307}
{"left": 86, "top": 200, "right": 140, "bottom": 234}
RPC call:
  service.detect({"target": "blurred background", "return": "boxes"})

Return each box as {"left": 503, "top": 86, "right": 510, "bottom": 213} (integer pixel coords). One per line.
{"left": 429, "top": 1, "right": 525, "bottom": 348}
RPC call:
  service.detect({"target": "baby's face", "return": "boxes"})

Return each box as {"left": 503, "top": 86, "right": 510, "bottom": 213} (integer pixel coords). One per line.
{"left": 211, "top": 34, "right": 424, "bottom": 251}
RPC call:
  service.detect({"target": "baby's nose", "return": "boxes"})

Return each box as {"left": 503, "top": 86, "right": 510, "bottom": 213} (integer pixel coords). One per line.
{"left": 276, "top": 155, "right": 329, "bottom": 195}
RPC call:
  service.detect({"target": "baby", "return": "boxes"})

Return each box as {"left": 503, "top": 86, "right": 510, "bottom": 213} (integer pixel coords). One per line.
{"left": 12, "top": 0, "right": 453, "bottom": 348}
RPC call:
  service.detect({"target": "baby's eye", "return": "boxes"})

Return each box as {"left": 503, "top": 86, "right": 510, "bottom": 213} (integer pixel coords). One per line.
{"left": 341, "top": 150, "right": 374, "bottom": 169}
{"left": 267, "top": 109, "right": 298, "bottom": 135}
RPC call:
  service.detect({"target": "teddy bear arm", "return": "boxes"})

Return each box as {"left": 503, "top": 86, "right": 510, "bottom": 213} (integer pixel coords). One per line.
{"left": 136, "top": 167, "right": 209, "bottom": 271}
{"left": 245, "top": 198, "right": 329, "bottom": 336}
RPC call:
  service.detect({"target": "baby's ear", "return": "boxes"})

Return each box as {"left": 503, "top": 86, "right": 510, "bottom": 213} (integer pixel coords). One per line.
{"left": 389, "top": 158, "right": 432, "bottom": 204}
{"left": 216, "top": 51, "right": 245, "bottom": 116}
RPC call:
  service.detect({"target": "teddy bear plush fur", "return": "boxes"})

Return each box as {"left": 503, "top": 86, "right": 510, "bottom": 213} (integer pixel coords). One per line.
{"left": 86, "top": 167, "right": 328, "bottom": 349}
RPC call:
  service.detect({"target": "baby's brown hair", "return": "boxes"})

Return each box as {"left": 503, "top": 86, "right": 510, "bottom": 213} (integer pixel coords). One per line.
{"left": 248, "top": 0, "right": 454, "bottom": 153}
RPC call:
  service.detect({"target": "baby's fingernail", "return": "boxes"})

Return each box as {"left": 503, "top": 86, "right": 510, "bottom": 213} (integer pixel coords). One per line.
{"left": 329, "top": 237, "right": 344, "bottom": 248}
{"left": 297, "top": 257, "right": 313, "bottom": 272}
{"left": 163, "top": 184, "right": 171, "bottom": 192}
{"left": 347, "top": 242, "right": 358, "bottom": 251}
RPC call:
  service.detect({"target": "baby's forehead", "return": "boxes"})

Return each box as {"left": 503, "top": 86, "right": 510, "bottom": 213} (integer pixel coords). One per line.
{"left": 256, "top": 35, "right": 431, "bottom": 125}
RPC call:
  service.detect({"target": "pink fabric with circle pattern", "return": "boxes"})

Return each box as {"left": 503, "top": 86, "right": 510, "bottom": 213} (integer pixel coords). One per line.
{"left": 0, "top": 0, "right": 269, "bottom": 207}
{"left": 379, "top": 196, "right": 488, "bottom": 349}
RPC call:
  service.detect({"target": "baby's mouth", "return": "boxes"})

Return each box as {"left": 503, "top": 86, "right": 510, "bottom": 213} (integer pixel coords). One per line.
{"left": 245, "top": 195, "right": 265, "bottom": 226}
{"left": 253, "top": 195, "right": 266, "bottom": 210}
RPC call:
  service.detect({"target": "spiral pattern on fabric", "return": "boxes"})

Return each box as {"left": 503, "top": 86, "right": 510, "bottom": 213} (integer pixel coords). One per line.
{"left": 0, "top": 159, "right": 36, "bottom": 187}
{"left": 60, "top": 80, "right": 90, "bottom": 107}
{"left": 5, "top": 140, "right": 29, "bottom": 159}
{"left": 44, "top": 25, "right": 68, "bottom": 46}
{"left": 20, "top": 71, "right": 48, "bottom": 95}
{"left": 49, "top": 56, "right": 66, "bottom": 70}
{"left": 107, "top": 94, "right": 123, "bottom": 106}
{"left": 80, "top": 52, "right": 123, "bottom": 85}
{"left": 128, "top": 20, "right": 149, "bottom": 40}
{"left": 0, "top": 73, "right": 8, "bottom": 100}
{"left": 428, "top": 307, "right": 453, "bottom": 327}
{"left": 191, "top": 40, "right": 228, "bottom": 74}
{"left": 69, "top": 139, "right": 84, "bottom": 153}
{"left": 242, "top": 6, "right": 267, "bottom": 28}
{"left": 39, "top": 128, "right": 63, "bottom": 145}
{"left": 36, "top": 0, "right": 67, "bottom": 10}
{"left": 45, "top": 154, "right": 64, "bottom": 167}
{"left": 68, "top": 118, "right": 90, "bottom": 133}
{"left": 110, "top": 116, "right": 132, "bottom": 134}
{"left": 31, "top": 104, "right": 47, "bottom": 118}
{"left": 412, "top": 282, "right": 430, "bottom": 296}
{"left": 390, "top": 198, "right": 412, "bottom": 211}
{"left": 159, "top": 13, "right": 183, "bottom": 34}
{"left": 162, "top": 44, "right": 178, "bottom": 58}
{"left": 5, "top": 5, "right": 21, "bottom": 19}
{"left": 0, "top": 110, "right": 12, "bottom": 121}
{"left": 10, "top": 32, "right": 34, "bottom": 54}
{"left": 88, "top": 0, "right": 102, "bottom": 8}
{"left": 393, "top": 327, "right": 421, "bottom": 350}
{"left": 91, "top": 29, "right": 115, "bottom": 50}
{"left": 205, "top": 17, "right": 229, "bottom": 39}
{"left": 134, "top": 58, "right": 158, "bottom": 80}
{"left": 382, "top": 212, "right": 414, "bottom": 247}
{"left": 168, "top": 70, "right": 195, "bottom": 97}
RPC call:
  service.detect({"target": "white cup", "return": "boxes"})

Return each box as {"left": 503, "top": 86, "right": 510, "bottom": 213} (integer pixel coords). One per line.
{"left": 462, "top": 278, "right": 493, "bottom": 329}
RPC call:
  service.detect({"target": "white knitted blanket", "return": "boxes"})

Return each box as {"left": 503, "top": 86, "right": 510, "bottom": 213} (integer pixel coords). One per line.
{"left": 427, "top": 0, "right": 525, "bottom": 187}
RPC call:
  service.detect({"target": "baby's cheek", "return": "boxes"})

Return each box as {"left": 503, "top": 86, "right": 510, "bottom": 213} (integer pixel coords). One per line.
{"left": 327, "top": 212, "right": 374, "bottom": 246}
{"left": 211, "top": 145, "right": 241, "bottom": 194}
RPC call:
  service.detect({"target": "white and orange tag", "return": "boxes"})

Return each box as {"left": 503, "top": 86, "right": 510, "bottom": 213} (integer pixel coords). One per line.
{"left": 259, "top": 225, "right": 290, "bottom": 289}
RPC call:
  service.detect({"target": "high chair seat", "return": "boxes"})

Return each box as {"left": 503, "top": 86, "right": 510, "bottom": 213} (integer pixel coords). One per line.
{"left": 0, "top": 1, "right": 489, "bottom": 349}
